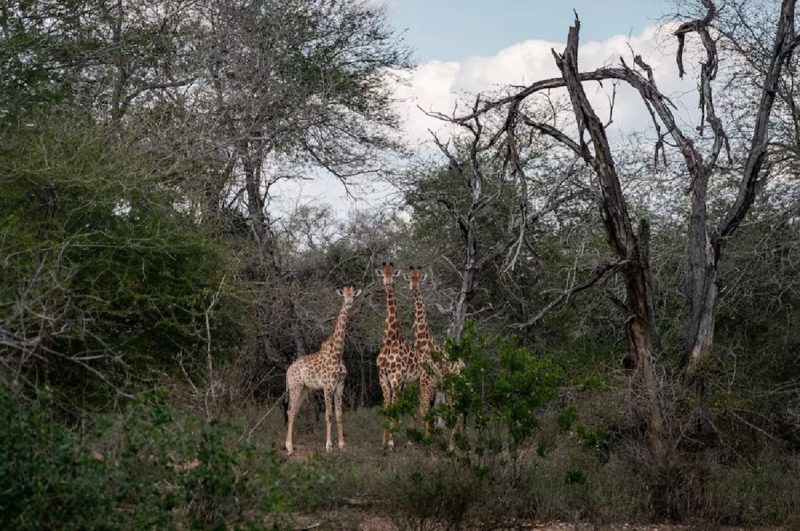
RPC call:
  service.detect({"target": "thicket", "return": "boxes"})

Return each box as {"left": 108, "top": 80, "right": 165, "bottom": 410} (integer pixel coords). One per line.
{"left": 1, "top": 0, "right": 799, "bottom": 528}
{"left": 0, "top": 115, "right": 245, "bottom": 405}
{"left": 0, "top": 384, "right": 332, "bottom": 530}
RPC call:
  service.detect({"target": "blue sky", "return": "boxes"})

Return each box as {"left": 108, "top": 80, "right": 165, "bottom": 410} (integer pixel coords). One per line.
{"left": 390, "top": 0, "right": 672, "bottom": 62}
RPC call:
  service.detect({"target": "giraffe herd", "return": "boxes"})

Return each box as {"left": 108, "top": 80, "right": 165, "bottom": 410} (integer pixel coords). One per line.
{"left": 284, "top": 263, "right": 460, "bottom": 455}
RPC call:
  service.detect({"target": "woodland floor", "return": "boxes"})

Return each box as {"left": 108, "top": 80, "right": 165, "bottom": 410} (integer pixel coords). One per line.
{"left": 244, "top": 403, "right": 790, "bottom": 531}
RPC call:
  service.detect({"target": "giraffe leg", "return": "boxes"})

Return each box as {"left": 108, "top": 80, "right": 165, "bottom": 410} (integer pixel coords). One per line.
{"left": 419, "top": 375, "right": 433, "bottom": 441}
{"left": 334, "top": 380, "right": 345, "bottom": 449}
{"left": 408, "top": 382, "right": 419, "bottom": 443}
{"left": 323, "top": 387, "right": 334, "bottom": 452}
{"left": 448, "top": 414, "right": 462, "bottom": 452}
{"left": 434, "top": 391, "right": 447, "bottom": 429}
{"left": 285, "top": 383, "right": 307, "bottom": 456}
{"left": 379, "top": 373, "right": 394, "bottom": 450}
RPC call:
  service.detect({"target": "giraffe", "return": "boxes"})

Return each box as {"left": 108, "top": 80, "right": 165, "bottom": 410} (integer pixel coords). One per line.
{"left": 284, "top": 285, "right": 361, "bottom": 456}
{"left": 375, "top": 262, "right": 427, "bottom": 449}
{"left": 407, "top": 266, "right": 465, "bottom": 449}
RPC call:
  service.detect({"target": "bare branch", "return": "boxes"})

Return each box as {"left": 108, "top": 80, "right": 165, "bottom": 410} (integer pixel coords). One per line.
{"left": 510, "top": 261, "right": 622, "bottom": 329}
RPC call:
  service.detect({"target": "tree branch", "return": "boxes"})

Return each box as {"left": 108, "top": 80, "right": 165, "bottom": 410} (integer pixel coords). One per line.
{"left": 510, "top": 261, "right": 622, "bottom": 329}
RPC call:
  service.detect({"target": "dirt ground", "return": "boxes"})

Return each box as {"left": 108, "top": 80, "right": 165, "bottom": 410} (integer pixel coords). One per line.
{"left": 291, "top": 509, "right": 787, "bottom": 531}
{"left": 264, "top": 409, "right": 790, "bottom": 531}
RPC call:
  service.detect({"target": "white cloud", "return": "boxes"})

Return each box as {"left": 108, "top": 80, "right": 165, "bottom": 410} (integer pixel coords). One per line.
{"left": 395, "top": 23, "right": 701, "bottom": 148}
{"left": 273, "top": 23, "right": 706, "bottom": 218}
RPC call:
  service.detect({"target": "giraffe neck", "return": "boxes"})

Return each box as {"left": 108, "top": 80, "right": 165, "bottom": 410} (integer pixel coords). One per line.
{"left": 326, "top": 303, "right": 350, "bottom": 358}
{"left": 411, "top": 288, "right": 429, "bottom": 351}
{"left": 383, "top": 283, "right": 404, "bottom": 343}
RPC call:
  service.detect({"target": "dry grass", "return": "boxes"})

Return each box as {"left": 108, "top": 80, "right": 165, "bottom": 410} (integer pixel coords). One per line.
{"left": 231, "top": 400, "right": 800, "bottom": 529}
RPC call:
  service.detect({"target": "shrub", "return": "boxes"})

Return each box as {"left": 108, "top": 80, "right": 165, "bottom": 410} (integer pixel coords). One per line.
{"left": 0, "top": 385, "right": 113, "bottom": 530}
{"left": 0, "top": 385, "right": 331, "bottom": 529}
{"left": 0, "top": 115, "right": 245, "bottom": 402}
{"left": 437, "top": 322, "right": 563, "bottom": 476}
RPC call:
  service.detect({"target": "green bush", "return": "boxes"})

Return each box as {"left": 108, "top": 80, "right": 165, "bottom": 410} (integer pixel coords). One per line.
{"left": 0, "top": 385, "right": 112, "bottom": 530}
{"left": 0, "top": 115, "right": 245, "bottom": 401}
{"left": 391, "top": 459, "right": 482, "bottom": 531}
{"left": 437, "top": 322, "right": 563, "bottom": 474}
{"left": 0, "top": 384, "right": 332, "bottom": 529}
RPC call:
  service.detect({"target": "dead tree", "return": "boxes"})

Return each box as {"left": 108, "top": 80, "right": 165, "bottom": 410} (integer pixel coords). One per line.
{"left": 449, "top": 1, "right": 799, "bottom": 457}
{"left": 422, "top": 98, "right": 573, "bottom": 342}
{"left": 676, "top": 0, "right": 799, "bottom": 367}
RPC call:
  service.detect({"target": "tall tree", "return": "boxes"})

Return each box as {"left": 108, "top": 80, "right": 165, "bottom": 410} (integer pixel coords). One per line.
{"left": 445, "top": 0, "right": 799, "bottom": 460}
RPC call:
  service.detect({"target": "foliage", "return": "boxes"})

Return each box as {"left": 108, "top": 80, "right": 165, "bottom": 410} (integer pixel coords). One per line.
{"left": 0, "top": 384, "right": 332, "bottom": 530}
{"left": 0, "top": 115, "right": 245, "bottom": 401}
{"left": 437, "top": 322, "right": 563, "bottom": 474}
{"left": 0, "top": 384, "right": 112, "bottom": 530}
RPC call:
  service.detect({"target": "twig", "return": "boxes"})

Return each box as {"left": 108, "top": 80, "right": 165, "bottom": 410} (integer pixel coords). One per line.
{"left": 244, "top": 391, "right": 287, "bottom": 442}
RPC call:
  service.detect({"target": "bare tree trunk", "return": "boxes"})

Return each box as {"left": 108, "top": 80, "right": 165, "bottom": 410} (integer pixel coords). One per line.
{"left": 450, "top": 229, "right": 476, "bottom": 343}
{"left": 553, "top": 19, "right": 668, "bottom": 464}
{"left": 682, "top": 0, "right": 798, "bottom": 369}
{"left": 109, "top": 0, "right": 127, "bottom": 124}
{"left": 684, "top": 170, "right": 718, "bottom": 365}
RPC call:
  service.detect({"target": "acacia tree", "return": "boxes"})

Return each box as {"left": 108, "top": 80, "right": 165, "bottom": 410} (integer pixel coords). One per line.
{"left": 0, "top": 0, "right": 202, "bottom": 123}
{"left": 187, "top": 0, "right": 409, "bottom": 364}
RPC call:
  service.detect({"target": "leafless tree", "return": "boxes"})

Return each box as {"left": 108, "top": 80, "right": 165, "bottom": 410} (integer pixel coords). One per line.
{"left": 438, "top": 0, "right": 799, "bottom": 461}
{"left": 414, "top": 99, "right": 578, "bottom": 341}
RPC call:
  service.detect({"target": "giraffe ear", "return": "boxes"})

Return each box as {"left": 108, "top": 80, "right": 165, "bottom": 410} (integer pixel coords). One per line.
{"left": 393, "top": 269, "right": 401, "bottom": 278}
{"left": 336, "top": 288, "right": 343, "bottom": 297}
{"left": 355, "top": 289, "right": 362, "bottom": 297}
{"left": 374, "top": 268, "right": 381, "bottom": 277}
{"left": 422, "top": 272, "right": 428, "bottom": 283}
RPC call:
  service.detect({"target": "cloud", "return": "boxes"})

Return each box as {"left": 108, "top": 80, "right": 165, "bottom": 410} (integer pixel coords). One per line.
{"left": 272, "top": 23, "right": 706, "bottom": 218}
{"left": 394, "top": 23, "right": 701, "bottom": 148}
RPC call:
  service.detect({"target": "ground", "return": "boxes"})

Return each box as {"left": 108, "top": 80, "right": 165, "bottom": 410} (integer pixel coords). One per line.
{"left": 242, "top": 401, "right": 791, "bottom": 530}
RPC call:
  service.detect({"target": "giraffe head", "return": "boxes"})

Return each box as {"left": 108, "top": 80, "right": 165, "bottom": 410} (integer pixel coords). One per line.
{"left": 406, "top": 266, "right": 428, "bottom": 293}
{"left": 375, "top": 262, "right": 401, "bottom": 287}
{"left": 336, "top": 285, "right": 361, "bottom": 307}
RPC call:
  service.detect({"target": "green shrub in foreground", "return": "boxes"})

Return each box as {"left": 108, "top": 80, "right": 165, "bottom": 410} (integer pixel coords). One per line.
{"left": 0, "top": 386, "right": 112, "bottom": 530}
{"left": 0, "top": 386, "right": 331, "bottom": 529}
{"left": 437, "top": 322, "right": 563, "bottom": 474}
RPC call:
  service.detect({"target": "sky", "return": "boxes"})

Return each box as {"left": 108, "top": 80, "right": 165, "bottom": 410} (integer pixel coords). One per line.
{"left": 389, "top": 0, "right": 672, "bottom": 62}
{"left": 273, "top": 0, "right": 693, "bottom": 217}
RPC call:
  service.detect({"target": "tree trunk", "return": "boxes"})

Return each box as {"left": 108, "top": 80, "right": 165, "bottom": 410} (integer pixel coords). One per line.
{"left": 683, "top": 170, "right": 719, "bottom": 367}
{"left": 681, "top": 0, "right": 798, "bottom": 369}
{"left": 241, "top": 145, "right": 307, "bottom": 361}
{"left": 554, "top": 18, "right": 669, "bottom": 464}
{"left": 450, "top": 226, "right": 477, "bottom": 343}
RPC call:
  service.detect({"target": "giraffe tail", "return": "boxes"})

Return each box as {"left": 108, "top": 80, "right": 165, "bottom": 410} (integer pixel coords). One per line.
{"left": 282, "top": 367, "right": 290, "bottom": 425}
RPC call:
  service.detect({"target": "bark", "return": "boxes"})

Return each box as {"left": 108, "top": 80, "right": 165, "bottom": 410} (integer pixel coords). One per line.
{"left": 451, "top": 241, "right": 476, "bottom": 343}
{"left": 454, "top": 0, "right": 798, "bottom": 373}
{"left": 241, "top": 142, "right": 308, "bottom": 360}
{"left": 109, "top": 0, "right": 127, "bottom": 124}
{"left": 682, "top": 0, "right": 798, "bottom": 368}
{"left": 552, "top": 18, "right": 669, "bottom": 463}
